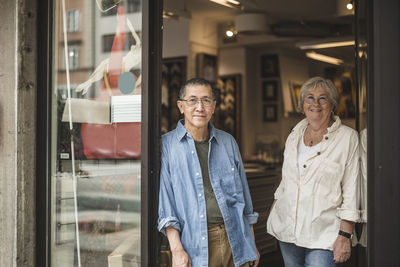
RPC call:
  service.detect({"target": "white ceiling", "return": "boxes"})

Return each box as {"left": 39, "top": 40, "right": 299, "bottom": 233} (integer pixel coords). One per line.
{"left": 164, "top": 0, "right": 355, "bottom": 64}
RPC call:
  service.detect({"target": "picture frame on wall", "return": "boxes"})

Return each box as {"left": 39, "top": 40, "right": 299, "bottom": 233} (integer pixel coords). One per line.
{"left": 161, "top": 56, "right": 187, "bottom": 133}
{"left": 289, "top": 82, "right": 302, "bottom": 112}
{"left": 260, "top": 54, "right": 279, "bottom": 78}
{"left": 214, "top": 74, "right": 241, "bottom": 146}
{"left": 263, "top": 104, "right": 277, "bottom": 122}
{"left": 262, "top": 80, "right": 278, "bottom": 101}
{"left": 196, "top": 53, "right": 218, "bottom": 84}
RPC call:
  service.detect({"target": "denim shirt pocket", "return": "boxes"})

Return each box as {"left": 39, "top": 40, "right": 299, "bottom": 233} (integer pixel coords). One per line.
{"left": 218, "top": 164, "right": 244, "bottom": 205}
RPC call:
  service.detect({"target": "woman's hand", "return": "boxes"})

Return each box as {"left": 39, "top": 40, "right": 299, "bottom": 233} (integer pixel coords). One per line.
{"left": 269, "top": 199, "right": 277, "bottom": 213}
{"left": 333, "top": 235, "right": 351, "bottom": 263}
{"left": 171, "top": 248, "right": 192, "bottom": 267}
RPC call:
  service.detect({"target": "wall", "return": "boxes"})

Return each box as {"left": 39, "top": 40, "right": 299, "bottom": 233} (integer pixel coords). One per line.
{"left": 0, "top": 0, "right": 37, "bottom": 266}
{"left": 163, "top": 16, "right": 218, "bottom": 79}
{"left": 162, "top": 17, "right": 190, "bottom": 58}
{"left": 239, "top": 46, "right": 309, "bottom": 156}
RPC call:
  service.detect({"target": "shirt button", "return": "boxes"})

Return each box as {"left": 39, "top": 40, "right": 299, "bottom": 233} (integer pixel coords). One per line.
{"left": 198, "top": 193, "right": 202, "bottom": 197}
{"left": 200, "top": 214, "right": 204, "bottom": 218}
{"left": 317, "top": 152, "right": 321, "bottom": 155}
{"left": 325, "top": 137, "right": 329, "bottom": 140}
{"left": 303, "top": 164, "right": 307, "bottom": 168}
{"left": 191, "top": 150, "right": 194, "bottom": 154}
{"left": 196, "top": 172, "right": 200, "bottom": 176}
{"left": 202, "top": 236, "right": 206, "bottom": 240}
{"left": 231, "top": 167, "right": 235, "bottom": 171}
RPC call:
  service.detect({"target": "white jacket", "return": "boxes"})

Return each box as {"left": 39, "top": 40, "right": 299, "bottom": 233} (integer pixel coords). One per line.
{"left": 267, "top": 116, "right": 360, "bottom": 250}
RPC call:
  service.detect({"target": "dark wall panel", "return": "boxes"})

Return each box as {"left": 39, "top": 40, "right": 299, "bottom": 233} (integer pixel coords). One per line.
{"left": 368, "top": 0, "right": 400, "bottom": 266}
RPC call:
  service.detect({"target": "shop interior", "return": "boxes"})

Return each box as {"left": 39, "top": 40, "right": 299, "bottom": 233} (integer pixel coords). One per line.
{"left": 160, "top": 0, "right": 366, "bottom": 266}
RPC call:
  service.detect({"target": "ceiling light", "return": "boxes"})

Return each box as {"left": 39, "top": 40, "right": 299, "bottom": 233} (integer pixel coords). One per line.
{"left": 163, "top": 11, "right": 179, "bottom": 20}
{"left": 227, "top": 0, "right": 240, "bottom": 5}
{"left": 226, "top": 30, "right": 234, "bottom": 37}
{"left": 346, "top": 0, "right": 353, "bottom": 10}
{"left": 209, "top": 0, "right": 241, "bottom": 9}
{"left": 306, "top": 51, "right": 344, "bottom": 65}
{"left": 296, "top": 37, "right": 355, "bottom": 50}
{"left": 347, "top": 3, "right": 353, "bottom": 10}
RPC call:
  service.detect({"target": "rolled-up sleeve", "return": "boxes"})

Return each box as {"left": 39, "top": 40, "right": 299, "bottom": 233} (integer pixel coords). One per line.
{"left": 336, "top": 131, "right": 360, "bottom": 222}
{"left": 158, "top": 142, "right": 181, "bottom": 235}
{"left": 233, "top": 139, "right": 259, "bottom": 225}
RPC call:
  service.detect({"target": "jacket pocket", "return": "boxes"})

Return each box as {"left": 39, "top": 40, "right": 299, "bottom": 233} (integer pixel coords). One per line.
{"left": 314, "top": 160, "right": 342, "bottom": 202}
{"left": 267, "top": 196, "right": 291, "bottom": 236}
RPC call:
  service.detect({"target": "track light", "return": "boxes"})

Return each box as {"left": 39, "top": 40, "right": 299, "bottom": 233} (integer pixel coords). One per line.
{"left": 296, "top": 37, "right": 355, "bottom": 50}
{"left": 209, "top": 0, "right": 241, "bottom": 9}
{"left": 306, "top": 51, "right": 344, "bottom": 65}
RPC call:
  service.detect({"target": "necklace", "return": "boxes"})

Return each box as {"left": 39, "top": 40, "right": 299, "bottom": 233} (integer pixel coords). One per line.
{"left": 305, "top": 127, "right": 324, "bottom": 147}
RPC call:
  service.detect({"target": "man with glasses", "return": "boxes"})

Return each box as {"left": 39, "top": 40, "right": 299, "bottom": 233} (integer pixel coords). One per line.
{"left": 158, "top": 78, "right": 259, "bottom": 267}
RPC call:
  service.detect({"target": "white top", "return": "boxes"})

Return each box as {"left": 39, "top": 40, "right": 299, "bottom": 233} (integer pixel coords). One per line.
{"left": 298, "top": 130, "right": 321, "bottom": 176}
{"left": 267, "top": 116, "right": 360, "bottom": 250}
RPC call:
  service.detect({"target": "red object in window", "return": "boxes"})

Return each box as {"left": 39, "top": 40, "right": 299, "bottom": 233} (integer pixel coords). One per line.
{"left": 81, "top": 5, "right": 141, "bottom": 159}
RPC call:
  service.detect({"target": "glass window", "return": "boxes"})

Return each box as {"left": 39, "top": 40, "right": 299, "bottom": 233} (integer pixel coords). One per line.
{"left": 67, "top": 9, "right": 80, "bottom": 32}
{"left": 51, "top": 0, "right": 142, "bottom": 266}
{"left": 68, "top": 45, "right": 80, "bottom": 70}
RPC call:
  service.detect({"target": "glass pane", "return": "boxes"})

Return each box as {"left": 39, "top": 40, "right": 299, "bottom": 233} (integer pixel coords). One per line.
{"left": 50, "top": 0, "right": 142, "bottom": 266}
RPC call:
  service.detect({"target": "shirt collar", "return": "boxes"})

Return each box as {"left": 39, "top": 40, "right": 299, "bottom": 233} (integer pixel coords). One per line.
{"left": 175, "top": 119, "right": 218, "bottom": 143}
{"left": 293, "top": 115, "right": 342, "bottom": 135}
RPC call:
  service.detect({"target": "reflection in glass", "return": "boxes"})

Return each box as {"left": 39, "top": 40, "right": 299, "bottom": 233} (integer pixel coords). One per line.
{"left": 51, "top": 0, "right": 142, "bottom": 266}
{"left": 356, "top": 0, "right": 368, "bottom": 253}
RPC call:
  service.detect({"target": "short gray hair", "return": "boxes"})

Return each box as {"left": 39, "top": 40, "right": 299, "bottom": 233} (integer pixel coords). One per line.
{"left": 179, "top": 78, "right": 216, "bottom": 100}
{"left": 297, "top": 76, "right": 339, "bottom": 113}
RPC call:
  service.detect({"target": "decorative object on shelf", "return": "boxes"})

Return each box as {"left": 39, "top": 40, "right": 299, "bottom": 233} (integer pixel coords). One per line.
{"left": 76, "top": 6, "right": 141, "bottom": 159}
{"left": 260, "top": 54, "right": 279, "bottom": 78}
{"left": 214, "top": 74, "right": 241, "bottom": 146}
{"left": 263, "top": 104, "right": 277, "bottom": 122}
{"left": 262, "top": 80, "right": 278, "bottom": 101}
{"left": 289, "top": 82, "right": 302, "bottom": 112}
{"left": 196, "top": 53, "right": 218, "bottom": 84}
{"left": 161, "top": 56, "right": 187, "bottom": 133}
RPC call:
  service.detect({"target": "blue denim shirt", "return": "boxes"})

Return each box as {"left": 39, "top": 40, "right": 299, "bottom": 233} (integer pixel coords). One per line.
{"left": 158, "top": 120, "right": 258, "bottom": 267}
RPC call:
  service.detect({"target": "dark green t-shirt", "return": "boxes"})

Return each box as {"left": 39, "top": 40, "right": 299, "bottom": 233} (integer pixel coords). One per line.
{"left": 194, "top": 139, "right": 224, "bottom": 225}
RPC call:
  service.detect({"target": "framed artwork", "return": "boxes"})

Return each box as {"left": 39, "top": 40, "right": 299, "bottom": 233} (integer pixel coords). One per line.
{"left": 260, "top": 54, "right": 279, "bottom": 78}
{"left": 214, "top": 74, "right": 241, "bottom": 146}
{"left": 262, "top": 80, "right": 278, "bottom": 101}
{"left": 289, "top": 82, "right": 302, "bottom": 112}
{"left": 333, "top": 73, "right": 356, "bottom": 119}
{"left": 161, "top": 57, "right": 187, "bottom": 133}
{"left": 263, "top": 104, "right": 277, "bottom": 122}
{"left": 324, "top": 68, "right": 356, "bottom": 119}
{"left": 196, "top": 53, "right": 217, "bottom": 84}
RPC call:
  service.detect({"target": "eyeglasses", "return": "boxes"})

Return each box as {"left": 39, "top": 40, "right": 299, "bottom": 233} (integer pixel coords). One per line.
{"left": 180, "top": 97, "right": 214, "bottom": 107}
{"left": 304, "top": 95, "right": 329, "bottom": 105}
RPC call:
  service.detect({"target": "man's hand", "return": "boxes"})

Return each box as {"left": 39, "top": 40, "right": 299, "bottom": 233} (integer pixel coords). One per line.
{"left": 171, "top": 248, "right": 192, "bottom": 267}
{"left": 333, "top": 235, "right": 351, "bottom": 263}
{"left": 166, "top": 227, "right": 192, "bottom": 266}
{"left": 249, "top": 226, "right": 260, "bottom": 267}
{"left": 249, "top": 248, "right": 260, "bottom": 267}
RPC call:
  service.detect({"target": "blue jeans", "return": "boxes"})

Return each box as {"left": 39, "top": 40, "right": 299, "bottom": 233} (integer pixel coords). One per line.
{"left": 279, "top": 241, "right": 338, "bottom": 267}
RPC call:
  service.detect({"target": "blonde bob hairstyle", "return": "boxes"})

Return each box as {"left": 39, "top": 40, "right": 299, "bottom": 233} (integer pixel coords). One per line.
{"left": 297, "top": 76, "right": 339, "bottom": 114}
